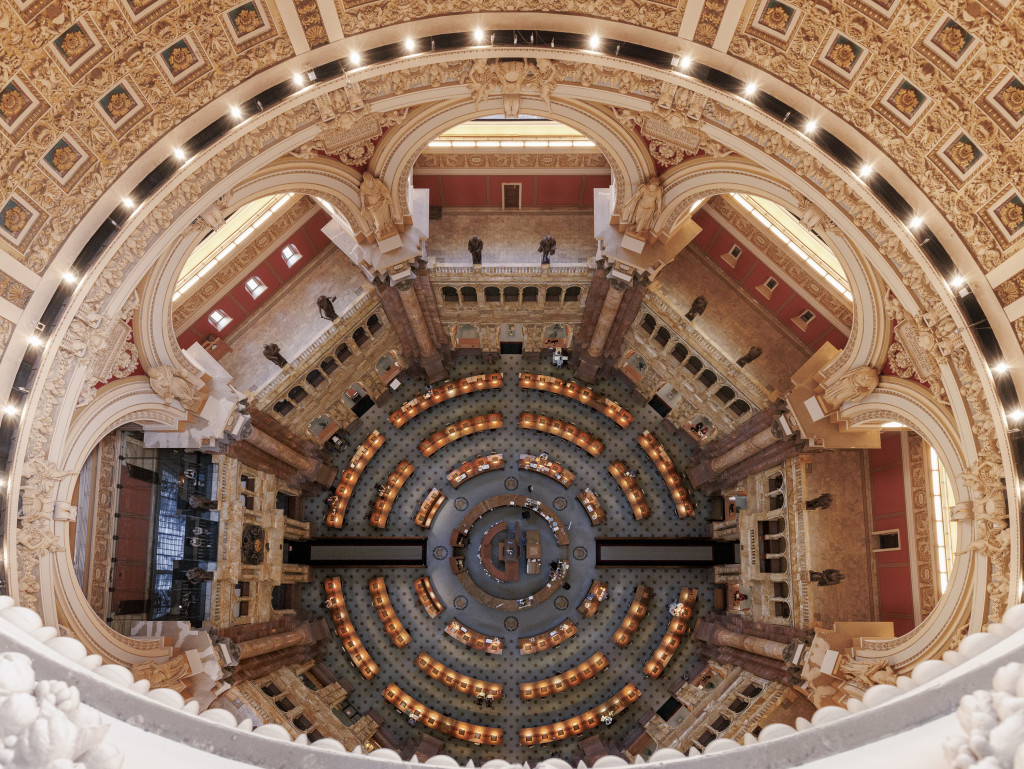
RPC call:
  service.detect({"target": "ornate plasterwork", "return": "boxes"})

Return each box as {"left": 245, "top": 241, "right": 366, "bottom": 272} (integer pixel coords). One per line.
{"left": 2, "top": 46, "right": 1013, "bottom": 643}
{"left": 416, "top": 151, "right": 609, "bottom": 169}
{"left": 906, "top": 433, "right": 938, "bottom": 620}
{"left": 706, "top": 196, "right": 853, "bottom": 330}
{"left": 727, "top": 1, "right": 1024, "bottom": 270}
{"left": 611, "top": 84, "right": 725, "bottom": 167}
{"left": 303, "top": 100, "right": 410, "bottom": 167}
{"left": 465, "top": 58, "right": 558, "bottom": 118}
{"left": 335, "top": 0, "right": 688, "bottom": 36}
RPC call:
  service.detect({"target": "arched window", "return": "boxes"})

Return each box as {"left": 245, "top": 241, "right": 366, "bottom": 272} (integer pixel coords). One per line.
{"left": 503, "top": 286, "right": 519, "bottom": 302}
{"left": 523, "top": 286, "right": 539, "bottom": 302}
{"left": 288, "top": 385, "right": 308, "bottom": 403}
{"left": 545, "top": 286, "right": 562, "bottom": 302}
{"left": 484, "top": 286, "right": 500, "bottom": 302}
{"left": 685, "top": 356, "right": 703, "bottom": 374}
{"left": 672, "top": 343, "right": 688, "bottom": 363}
{"left": 698, "top": 369, "right": 718, "bottom": 388}
{"left": 336, "top": 344, "right": 351, "bottom": 363}
{"left": 273, "top": 400, "right": 294, "bottom": 416}
{"left": 321, "top": 357, "right": 339, "bottom": 375}
{"left": 442, "top": 286, "right": 459, "bottom": 303}
{"left": 367, "top": 314, "right": 382, "bottom": 334}
{"left": 461, "top": 286, "right": 477, "bottom": 302}
{"left": 641, "top": 314, "right": 656, "bottom": 334}
{"left": 564, "top": 286, "right": 581, "bottom": 302}
{"left": 773, "top": 602, "right": 791, "bottom": 619}
{"left": 654, "top": 327, "right": 670, "bottom": 347}
{"left": 306, "top": 369, "right": 325, "bottom": 388}
{"left": 729, "top": 399, "right": 751, "bottom": 416}
{"left": 714, "top": 386, "right": 735, "bottom": 403}
{"left": 353, "top": 328, "right": 368, "bottom": 347}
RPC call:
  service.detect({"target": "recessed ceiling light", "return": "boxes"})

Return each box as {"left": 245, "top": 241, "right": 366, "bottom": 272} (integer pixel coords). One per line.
{"left": 473, "top": 28, "right": 484, "bottom": 43}
{"left": 230, "top": 106, "right": 243, "bottom": 119}
{"left": 678, "top": 55, "right": 691, "bottom": 70}
{"left": 908, "top": 216, "right": 923, "bottom": 229}
{"left": 405, "top": 37, "right": 415, "bottom": 52}
{"left": 589, "top": 34, "right": 600, "bottom": 50}
{"left": 949, "top": 275, "right": 965, "bottom": 288}
{"left": 858, "top": 164, "right": 873, "bottom": 178}
{"left": 1009, "top": 409, "right": 1023, "bottom": 422}
{"left": 27, "top": 336, "right": 42, "bottom": 348}
{"left": 804, "top": 119, "right": 817, "bottom": 133}
{"left": 3, "top": 404, "right": 18, "bottom": 416}
{"left": 992, "top": 361, "right": 1010, "bottom": 374}
{"left": 350, "top": 51, "right": 361, "bottom": 65}
{"left": 62, "top": 272, "right": 78, "bottom": 285}
{"left": 292, "top": 72, "right": 305, "bottom": 86}
{"left": 744, "top": 83, "right": 757, "bottom": 97}
{"left": 122, "top": 197, "right": 134, "bottom": 209}
{"left": 173, "top": 147, "right": 186, "bottom": 161}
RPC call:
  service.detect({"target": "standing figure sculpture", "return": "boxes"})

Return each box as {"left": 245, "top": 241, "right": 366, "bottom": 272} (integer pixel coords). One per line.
{"left": 148, "top": 366, "right": 202, "bottom": 411}
{"left": 468, "top": 235, "right": 484, "bottom": 265}
{"left": 685, "top": 295, "right": 707, "bottom": 321}
{"left": 358, "top": 171, "right": 398, "bottom": 238}
{"left": 620, "top": 176, "right": 663, "bottom": 235}
{"left": 736, "top": 345, "right": 763, "bottom": 368}
{"left": 538, "top": 235, "right": 556, "bottom": 265}
{"left": 263, "top": 343, "right": 288, "bottom": 368}
{"left": 317, "top": 295, "right": 338, "bottom": 321}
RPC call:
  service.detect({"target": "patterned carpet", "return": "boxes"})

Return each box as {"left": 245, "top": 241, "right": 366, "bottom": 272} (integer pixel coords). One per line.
{"left": 298, "top": 355, "right": 716, "bottom": 762}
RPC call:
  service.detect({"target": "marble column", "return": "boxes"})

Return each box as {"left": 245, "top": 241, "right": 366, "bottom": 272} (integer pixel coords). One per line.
{"left": 576, "top": 277, "right": 629, "bottom": 382}
{"left": 245, "top": 427, "right": 317, "bottom": 477}
{"left": 708, "top": 424, "right": 780, "bottom": 474}
{"left": 709, "top": 624, "right": 789, "bottom": 662}
{"left": 236, "top": 623, "right": 315, "bottom": 660}
{"left": 396, "top": 280, "right": 447, "bottom": 382}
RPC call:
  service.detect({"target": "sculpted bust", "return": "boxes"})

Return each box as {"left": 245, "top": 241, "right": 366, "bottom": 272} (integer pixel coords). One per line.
{"left": 149, "top": 365, "right": 202, "bottom": 411}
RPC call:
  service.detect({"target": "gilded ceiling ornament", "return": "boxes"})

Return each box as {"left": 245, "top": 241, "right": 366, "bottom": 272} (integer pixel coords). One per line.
{"left": 167, "top": 45, "right": 197, "bottom": 74}
{"left": 233, "top": 7, "right": 261, "bottom": 34}
{"left": 762, "top": 5, "right": 790, "bottom": 30}
{"left": 0, "top": 88, "right": 27, "bottom": 120}
{"left": 51, "top": 145, "right": 79, "bottom": 173}
{"left": 935, "top": 25, "right": 967, "bottom": 56}
{"left": 828, "top": 43, "right": 856, "bottom": 70}
{"left": 59, "top": 30, "right": 90, "bottom": 60}
{"left": 998, "top": 199, "right": 1023, "bottom": 232}
{"left": 3, "top": 204, "right": 28, "bottom": 234}
{"left": 947, "top": 140, "right": 977, "bottom": 171}
{"left": 104, "top": 90, "right": 135, "bottom": 119}
{"left": 996, "top": 85, "right": 1024, "bottom": 117}
{"left": 891, "top": 86, "right": 920, "bottom": 115}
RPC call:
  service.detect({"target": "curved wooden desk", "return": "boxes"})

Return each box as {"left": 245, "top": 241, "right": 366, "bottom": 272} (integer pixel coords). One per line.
{"left": 638, "top": 430, "right": 695, "bottom": 518}
{"left": 518, "top": 683, "right": 642, "bottom": 745}
{"left": 323, "top": 577, "right": 380, "bottom": 679}
{"left": 383, "top": 683, "right": 503, "bottom": 746}
{"left": 452, "top": 561, "right": 567, "bottom": 612}
{"left": 326, "top": 430, "right": 385, "bottom": 528}
{"left": 518, "top": 620, "right": 577, "bottom": 655}
{"left": 447, "top": 453, "right": 503, "bottom": 487}
{"left": 445, "top": 619, "right": 503, "bottom": 654}
{"left": 613, "top": 585, "right": 653, "bottom": 648}
{"left": 419, "top": 413, "right": 503, "bottom": 457}
{"left": 608, "top": 461, "right": 650, "bottom": 520}
{"left": 519, "top": 651, "right": 609, "bottom": 700}
{"left": 576, "top": 488, "right": 606, "bottom": 525}
{"left": 451, "top": 494, "right": 569, "bottom": 545}
{"left": 415, "top": 488, "right": 445, "bottom": 529}
{"left": 518, "top": 454, "right": 575, "bottom": 488}
{"left": 519, "top": 412, "right": 604, "bottom": 456}
{"left": 368, "top": 577, "right": 411, "bottom": 648}
{"left": 416, "top": 652, "right": 503, "bottom": 699}
{"left": 480, "top": 521, "right": 519, "bottom": 582}
{"left": 389, "top": 373, "right": 503, "bottom": 427}
{"left": 518, "top": 372, "right": 633, "bottom": 427}
{"left": 643, "top": 587, "right": 698, "bottom": 678}
{"left": 577, "top": 580, "right": 609, "bottom": 617}
{"left": 369, "top": 459, "right": 414, "bottom": 529}
{"left": 413, "top": 576, "right": 445, "bottom": 617}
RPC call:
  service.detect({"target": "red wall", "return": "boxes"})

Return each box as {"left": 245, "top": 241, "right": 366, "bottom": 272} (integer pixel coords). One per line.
{"left": 412, "top": 174, "right": 611, "bottom": 207}
{"left": 691, "top": 208, "right": 849, "bottom": 351}
{"left": 868, "top": 432, "right": 916, "bottom": 635}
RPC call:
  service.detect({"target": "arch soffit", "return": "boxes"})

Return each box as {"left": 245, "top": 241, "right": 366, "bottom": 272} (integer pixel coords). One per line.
{"left": 368, "top": 93, "right": 652, "bottom": 217}
{"left": 657, "top": 157, "right": 888, "bottom": 375}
